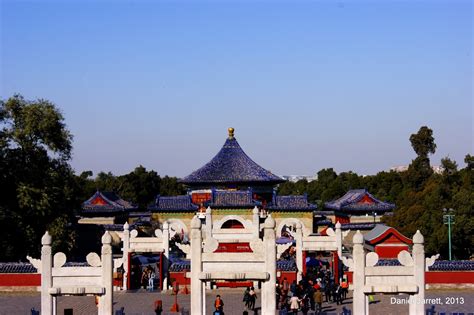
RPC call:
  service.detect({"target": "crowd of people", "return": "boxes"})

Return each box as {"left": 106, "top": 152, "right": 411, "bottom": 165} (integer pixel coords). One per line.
{"left": 274, "top": 271, "right": 348, "bottom": 315}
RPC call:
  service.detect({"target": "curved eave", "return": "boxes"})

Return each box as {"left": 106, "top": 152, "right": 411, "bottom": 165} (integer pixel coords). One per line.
{"left": 267, "top": 207, "right": 317, "bottom": 212}
{"left": 208, "top": 204, "right": 257, "bottom": 208}
{"left": 148, "top": 206, "right": 198, "bottom": 212}
{"left": 367, "top": 229, "right": 413, "bottom": 245}
{"left": 180, "top": 179, "right": 285, "bottom": 186}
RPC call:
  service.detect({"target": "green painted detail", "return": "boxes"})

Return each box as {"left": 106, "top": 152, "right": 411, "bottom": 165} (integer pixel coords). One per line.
{"left": 151, "top": 213, "right": 195, "bottom": 220}
{"left": 211, "top": 209, "right": 253, "bottom": 215}
{"left": 270, "top": 211, "right": 312, "bottom": 219}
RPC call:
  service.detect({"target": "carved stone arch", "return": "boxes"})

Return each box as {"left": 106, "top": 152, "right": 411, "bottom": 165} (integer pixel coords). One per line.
{"left": 276, "top": 218, "right": 308, "bottom": 238}
{"left": 167, "top": 219, "right": 188, "bottom": 239}
{"left": 214, "top": 215, "right": 253, "bottom": 231}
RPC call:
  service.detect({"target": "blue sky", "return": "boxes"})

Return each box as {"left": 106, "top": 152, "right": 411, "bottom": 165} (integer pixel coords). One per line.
{"left": 1, "top": 0, "right": 472, "bottom": 177}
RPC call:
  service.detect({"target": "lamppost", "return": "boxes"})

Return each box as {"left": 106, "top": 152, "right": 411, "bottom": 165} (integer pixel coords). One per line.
{"left": 443, "top": 208, "right": 455, "bottom": 260}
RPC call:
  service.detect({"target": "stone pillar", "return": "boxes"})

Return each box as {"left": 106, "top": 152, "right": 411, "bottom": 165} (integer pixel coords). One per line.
{"left": 41, "top": 231, "right": 53, "bottom": 315}
{"left": 122, "top": 222, "right": 130, "bottom": 290}
{"left": 335, "top": 221, "right": 342, "bottom": 259}
{"left": 252, "top": 206, "right": 260, "bottom": 238}
{"left": 202, "top": 281, "right": 207, "bottom": 314}
{"left": 163, "top": 221, "right": 170, "bottom": 290}
{"left": 295, "top": 222, "right": 303, "bottom": 282}
{"left": 190, "top": 216, "right": 203, "bottom": 314}
{"left": 205, "top": 206, "right": 212, "bottom": 239}
{"left": 410, "top": 230, "right": 425, "bottom": 315}
{"left": 352, "top": 230, "right": 367, "bottom": 315}
{"left": 263, "top": 215, "right": 277, "bottom": 314}
{"left": 100, "top": 231, "right": 113, "bottom": 315}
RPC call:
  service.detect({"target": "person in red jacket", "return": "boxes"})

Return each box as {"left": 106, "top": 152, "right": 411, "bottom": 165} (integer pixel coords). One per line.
{"left": 214, "top": 295, "right": 224, "bottom": 313}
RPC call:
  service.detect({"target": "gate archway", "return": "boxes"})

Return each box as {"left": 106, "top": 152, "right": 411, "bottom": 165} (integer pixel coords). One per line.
{"left": 190, "top": 215, "right": 277, "bottom": 314}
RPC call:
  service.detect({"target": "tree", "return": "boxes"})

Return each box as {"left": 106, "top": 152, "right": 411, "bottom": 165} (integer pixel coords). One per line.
{"left": 406, "top": 126, "right": 436, "bottom": 190}
{"left": 0, "top": 95, "right": 76, "bottom": 261}
{"left": 409, "top": 126, "right": 436, "bottom": 158}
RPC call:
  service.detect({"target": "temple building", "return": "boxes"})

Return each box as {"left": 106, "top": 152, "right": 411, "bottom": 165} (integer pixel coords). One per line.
{"left": 317, "top": 189, "right": 395, "bottom": 231}
{"left": 149, "top": 128, "right": 317, "bottom": 239}
{"left": 79, "top": 191, "right": 138, "bottom": 225}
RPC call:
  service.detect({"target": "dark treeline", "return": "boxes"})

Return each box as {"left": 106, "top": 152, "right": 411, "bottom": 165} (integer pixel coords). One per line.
{"left": 76, "top": 167, "right": 185, "bottom": 211}
{"left": 1, "top": 95, "right": 472, "bottom": 262}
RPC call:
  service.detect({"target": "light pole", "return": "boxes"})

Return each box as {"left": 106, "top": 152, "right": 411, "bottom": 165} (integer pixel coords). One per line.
{"left": 443, "top": 208, "right": 455, "bottom": 260}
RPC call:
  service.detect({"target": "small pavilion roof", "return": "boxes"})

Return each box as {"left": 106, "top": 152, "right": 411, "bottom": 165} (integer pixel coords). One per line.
{"left": 181, "top": 128, "right": 285, "bottom": 186}
{"left": 82, "top": 191, "right": 137, "bottom": 213}
{"left": 364, "top": 224, "right": 413, "bottom": 245}
{"left": 324, "top": 189, "right": 395, "bottom": 213}
{"left": 267, "top": 194, "right": 317, "bottom": 211}
{"left": 148, "top": 195, "right": 199, "bottom": 212}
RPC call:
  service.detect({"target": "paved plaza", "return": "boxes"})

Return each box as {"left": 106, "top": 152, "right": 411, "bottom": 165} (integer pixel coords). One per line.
{"left": 0, "top": 289, "right": 473, "bottom": 315}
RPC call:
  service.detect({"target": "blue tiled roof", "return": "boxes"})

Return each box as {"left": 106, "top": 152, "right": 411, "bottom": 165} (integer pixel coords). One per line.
{"left": 340, "top": 223, "right": 376, "bottom": 230}
{"left": 324, "top": 189, "right": 395, "bottom": 213}
{"left": 267, "top": 194, "right": 317, "bottom": 211}
{"left": 169, "top": 260, "right": 190, "bottom": 272}
{"left": 208, "top": 189, "right": 258, "bottom": 208}
{"left": 277, "top": 259, "right": 297, "bottom": 271}
{"left": 82, "top": 191, "right": 137, "bottom": 213}
{"left": 181, "top": 135, "right": 284, "bottom": 185}
{"left": 148, "top": 195, "right": 198, "bottom": 212}
{"left": 375, "top": 259, "right": 402, "bottom": 267}
{"left": 429, "top": 260, "right": 474, "bottom": 271}
{"left": 0, "top": 262, "right": 37, "bottom": 273}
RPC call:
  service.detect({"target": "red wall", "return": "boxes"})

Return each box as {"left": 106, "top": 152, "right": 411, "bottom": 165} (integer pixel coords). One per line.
{"left": 426, "top": 271, "right": 474, "bottom": 284}
{"left": 277, "top": 271, "right": 297, "bottom": 285}
{"left": 2, "top": 271, "right": 472, "bottom": 288}
{"left": 169, "top": 271, "right": 190, "bottom": 287}
{"left": 0, "top": 274, "right": 40, "bottom": 286}
{"left": 375, "top": 245, "right": 409, "bottom": 259}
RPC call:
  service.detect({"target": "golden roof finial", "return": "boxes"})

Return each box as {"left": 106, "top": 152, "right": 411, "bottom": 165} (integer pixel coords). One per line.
{"left": 228, "top": 127, "right": 235, "bottom": 139}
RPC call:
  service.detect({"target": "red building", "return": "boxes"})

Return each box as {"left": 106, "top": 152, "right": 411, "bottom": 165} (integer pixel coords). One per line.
{"left": 364, "top": 225, "right": 413, "bottom": 259}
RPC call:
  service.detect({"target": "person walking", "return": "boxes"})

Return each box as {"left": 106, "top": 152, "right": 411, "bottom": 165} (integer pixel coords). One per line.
{"left": 148, "top": 268, "right": 155, "bottom": 291}
{"left": 300, "top": 294, "right": 310, "bottom": 315}
{"left": 248, "top": 286, "right": 257, "bottom": 310}
{"left": 341, "top": 279, "right": 349, "bottom": 299}
{"left": 214, "top": 295, "right": 224, "bottom": 314}
{"left": 314, "top": 288, "right": 323, "bottom": 315}
{"left": 289, "top": 294, "right": 300, "bottom": 315}
{"left": 335, "top": 283, "right": 342, "bottom": 305}
{"left": 243, "top": 287, "right": 250, "bottom": 310}
{"left": 141, "top": 268, "right": 148, "bottom": 290}
{"left": 324, "top": 280, "right": 332, "bottom": 303}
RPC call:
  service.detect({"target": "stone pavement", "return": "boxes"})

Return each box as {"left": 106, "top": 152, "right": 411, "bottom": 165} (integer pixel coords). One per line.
{"left": 0, "top": 289, "right": 473, "bottom": 315}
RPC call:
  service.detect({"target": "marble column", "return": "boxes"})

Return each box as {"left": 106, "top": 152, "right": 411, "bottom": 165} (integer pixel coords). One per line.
{"left": 295, "top": 222, "right": 303, "bottom": 282}
{"left": 41, "top": 231, "right": 53, "bottom": 315}
{"left": 163, "top": 221, "right": 170, "bottom": 290}
{"left": 263, "top": 215, "right": 277, "bottom": 314}
{"left": 410, "top": 230, "right": 425, "bottom": 315}
{"left": 205, "top": 206, "right": 212, "bottom": 239}
{"left": 252, "top": 206, "right": 260, "bottom": 238}
{"left": 352, "top": 230, "right": 367, "bottom": 315}
{"left": 100, "top": 231, "right": 113, "bottom": 315}
{"left": 190, "top": 216, "right": 203, "bottom": 314}
{"left": 335, "top": 221, "right": 342, "bottom": 259}
{"left": 122, "top": 222, "right": 130, "bottom": 290}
